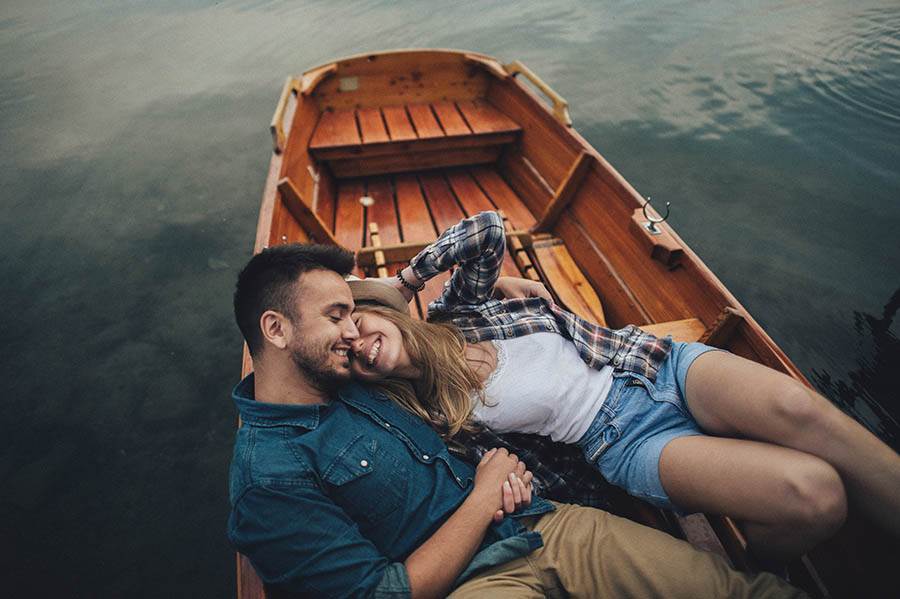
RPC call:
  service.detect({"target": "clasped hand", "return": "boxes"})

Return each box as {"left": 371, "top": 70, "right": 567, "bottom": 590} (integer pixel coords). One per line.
{"left": 473, "top": 447, "right": 534, "bottom": 523}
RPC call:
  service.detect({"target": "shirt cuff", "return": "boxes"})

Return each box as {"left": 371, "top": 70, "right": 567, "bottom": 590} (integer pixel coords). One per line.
{"left": 373, "top": 562, "right": 412, "bottom": 598}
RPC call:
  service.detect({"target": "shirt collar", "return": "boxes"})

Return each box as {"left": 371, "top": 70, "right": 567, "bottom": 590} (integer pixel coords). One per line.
{"left": 231, "top": 373, "right": 326, "bottom": 429}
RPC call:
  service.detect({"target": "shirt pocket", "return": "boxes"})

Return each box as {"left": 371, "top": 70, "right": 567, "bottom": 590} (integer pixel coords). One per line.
{"left": 322, "top": 434, "right": 409, "bottom": 528}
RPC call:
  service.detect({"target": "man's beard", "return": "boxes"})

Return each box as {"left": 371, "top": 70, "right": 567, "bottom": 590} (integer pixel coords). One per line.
{"left": 289, "top": 338, "right": 350, "bottom": 393}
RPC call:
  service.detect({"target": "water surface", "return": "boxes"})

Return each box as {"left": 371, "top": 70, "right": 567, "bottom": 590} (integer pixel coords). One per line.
{"left": 1, "top": 1, "right": 898, "bottom": 596}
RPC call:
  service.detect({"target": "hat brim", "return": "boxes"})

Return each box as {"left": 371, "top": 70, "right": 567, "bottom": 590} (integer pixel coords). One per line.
{"left": 347, "top": 279, "right": 411, "bottom": 315}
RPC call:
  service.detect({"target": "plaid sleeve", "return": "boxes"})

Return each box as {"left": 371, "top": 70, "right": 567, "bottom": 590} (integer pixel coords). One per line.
{"left": 409, "top": 211, "right": 505, "bottom": 308}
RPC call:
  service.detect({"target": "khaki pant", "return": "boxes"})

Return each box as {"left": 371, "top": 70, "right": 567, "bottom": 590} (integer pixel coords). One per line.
{"left": 449, "top": 502, "right": 805, "bottom": 599}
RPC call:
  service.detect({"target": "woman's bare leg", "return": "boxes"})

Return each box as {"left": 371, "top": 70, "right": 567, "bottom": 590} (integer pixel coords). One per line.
{"left": 659, "top": 435, "right": 847, "bottom": 560}
{"left": 682, "top": 350, "right": 900, "bottom": 534}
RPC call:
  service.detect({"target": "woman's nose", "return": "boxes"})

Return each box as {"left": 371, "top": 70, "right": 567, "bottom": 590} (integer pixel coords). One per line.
{"left": 350, "top": 337, "right": 366, "bottom": 354}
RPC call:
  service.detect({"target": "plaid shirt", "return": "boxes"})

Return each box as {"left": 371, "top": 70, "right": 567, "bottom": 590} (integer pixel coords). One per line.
{"left": 449, "top": 426, "right": 617, "bottom": 511}
{"left": 410, "top": 210, "right": 673, "bottom": 381}
{"left": 409, "top": 210, "right": 674, "bottom": 509}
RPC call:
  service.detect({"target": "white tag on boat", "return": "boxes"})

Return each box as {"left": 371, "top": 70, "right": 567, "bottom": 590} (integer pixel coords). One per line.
{"left": 339, "top": 76, "right": 359, "bottom": 91}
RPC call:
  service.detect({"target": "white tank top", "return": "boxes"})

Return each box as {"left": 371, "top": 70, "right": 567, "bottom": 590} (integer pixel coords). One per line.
{"left": 471, "top": 332, "right": 614, "bottom": 444}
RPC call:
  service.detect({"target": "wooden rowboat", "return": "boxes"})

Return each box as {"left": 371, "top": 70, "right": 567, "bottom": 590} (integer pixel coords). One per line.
{"left": 238, "top": 49, "right": 889, "bottom": 598}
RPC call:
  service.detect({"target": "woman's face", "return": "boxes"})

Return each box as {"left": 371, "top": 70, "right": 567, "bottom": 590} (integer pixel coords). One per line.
{"left": 349, "top": 310, "right": 414, "bottom": 381}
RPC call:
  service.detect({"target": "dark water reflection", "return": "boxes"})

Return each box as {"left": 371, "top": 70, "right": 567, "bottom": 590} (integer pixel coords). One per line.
{"left": 1, "top": 0, "right": 898, "bottom": 596}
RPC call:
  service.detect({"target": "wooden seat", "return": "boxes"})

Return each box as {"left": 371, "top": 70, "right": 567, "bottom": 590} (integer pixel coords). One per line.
{"left": 309, "top": 100, "right": 521, "bottom": 177}
{"left": 531, "top": 237, "right": 607, "bottom": 326}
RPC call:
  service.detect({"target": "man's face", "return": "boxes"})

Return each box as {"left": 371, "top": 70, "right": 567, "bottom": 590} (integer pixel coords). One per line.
{"left": 285, "top": 269, "right": 359, "bottom": 390}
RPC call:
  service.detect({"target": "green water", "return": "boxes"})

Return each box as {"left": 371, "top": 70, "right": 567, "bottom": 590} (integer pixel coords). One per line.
{"left": 1, "top": 1, "right": 898, "bottom": 596}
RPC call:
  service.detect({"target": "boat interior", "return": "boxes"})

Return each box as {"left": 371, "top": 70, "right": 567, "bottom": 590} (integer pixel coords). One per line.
{"left": 242, "top": 50, "right": 883, "bottom": 598}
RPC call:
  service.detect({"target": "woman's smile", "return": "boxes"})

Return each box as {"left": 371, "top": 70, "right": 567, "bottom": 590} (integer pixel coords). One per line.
{"left": 349, "top": 309, "right": 420, "bottom": 380}
{"left": 365, "top": 336, "right": 382, "bottom": 367}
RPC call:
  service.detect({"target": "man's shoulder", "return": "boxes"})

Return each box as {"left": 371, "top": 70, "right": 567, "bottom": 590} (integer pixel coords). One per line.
{"left": 229, "top": 421, "right": 320, "bottom": 501}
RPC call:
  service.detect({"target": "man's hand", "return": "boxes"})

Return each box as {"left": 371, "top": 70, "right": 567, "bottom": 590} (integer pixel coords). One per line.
{"left": 493, "top": 276, "right": 553, "bottom": 302}
{"left": 471, "top": 448, "right": 534, "bottom": 522}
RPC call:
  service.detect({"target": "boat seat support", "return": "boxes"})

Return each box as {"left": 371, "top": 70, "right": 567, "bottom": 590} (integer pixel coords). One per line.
{"left": 309, "top": 100, "right": 522, "bottom": 178}
{"left": 277, "top": 177, "right": 340, "bottom": 247}
{"left": 533, "top": 151, "right": 594, "bottom": 233}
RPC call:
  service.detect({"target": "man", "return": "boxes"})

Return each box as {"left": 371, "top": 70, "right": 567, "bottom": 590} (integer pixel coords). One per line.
{"left": 227, "top": 243, "right": 804, "bottom": 598}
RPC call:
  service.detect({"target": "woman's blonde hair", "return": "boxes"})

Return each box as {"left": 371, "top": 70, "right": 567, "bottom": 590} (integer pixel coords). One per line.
{"left": 354, "top": 304, "right": 487, "bottom": 441}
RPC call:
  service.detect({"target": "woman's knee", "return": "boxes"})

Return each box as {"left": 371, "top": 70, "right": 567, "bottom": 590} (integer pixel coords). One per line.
{"left": 777, "top": 458, "right": 847, "bottom": 534}
{"left": 770, "top": 382, "right": 833, "bottom": 435}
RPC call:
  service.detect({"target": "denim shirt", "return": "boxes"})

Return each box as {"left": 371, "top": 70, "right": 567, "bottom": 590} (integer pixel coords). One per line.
{"left": 227, "top": 375, "right": 554, "bottom": 598}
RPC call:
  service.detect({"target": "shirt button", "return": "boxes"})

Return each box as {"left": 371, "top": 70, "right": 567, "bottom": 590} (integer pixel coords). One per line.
{"left": 384, "top": 423, "right": 390, "bottom": 428}
{"left": 422, "top": 455, "right": 429, "bottom": 460}
{"left": 360, "top": 460, "right": 369, "bottom": 467}
{"left": 612, "top": 355, "right": 622, "bottom": 366}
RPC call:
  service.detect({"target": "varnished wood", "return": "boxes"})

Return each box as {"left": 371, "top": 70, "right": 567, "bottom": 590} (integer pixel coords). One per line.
{"left": 357, "top": 107, "right": 390, "bottom": 143}
{"left": 488, "top": 76, "right": 582, "bottom": 190}
{"left": 368, "top": 222, "right": 389, "bottom": 278}
{"left": 500, "top": 211, "right": 540, "bottom": 282}
{"left": 432, "top": 101, "right": 471, "bottom": 135}
{"left": 468, "top": 166, "right": 536, "bottom": 229}
{"left": 630, "top": 207, "right": 684, "bottom": 267}
{"left": 407, "top": 103, "right": 444, "bottom": 138}
{"left": 498, "top": 152, "right": 555, "bottom": 217}
{"left": 334, "top": 180, "right": 366, "bottom": 251}
{"left": 533, "top": 151, "right": 593, "bottom": 233}
{"left": 270, "top": 77, "right": 298, "bottom": 153}
{"left": 456, "top": 99, "right": 520, "bottom": 134}
{"left": 279, "top": 91, "right": 320, "bottom": 217}
{"left": 299, "top": 63, "right": 338, "bottom": 96}
{"left": 445, "top": 170, "right": 518, "bottom": 276}
{"left": 311, "top": 130, "right": 518, "bottom": 162}
{"left": 532, "top": 238, "right": 607, "bottom": 326}
{"left": 309, "top": 109, "right": 360, "bottom": 149}
{"left": 640, "top": 318, "right": 706, "bottom": 343}
{"left": 365, "top": 177, "right": 401, "bottom": 245}
{"left": 310, "top": 51, "right": 492, "bottom": 111}
{"left": 382, "top": 105, "right": 418, "bottom": 141}
{"left": 700, "top": 307, "right": 746, "bottom": 347}
{"left": 394, "top": 174, "right": 435, "bottom": 242}
{"left": 463, "top": 53, "right": 509, "bottom": 80}
{"left": 277, "top": 177, "right": 339, "bottom": 246}
{"left": 503, "top": 60, "right": 572, "bottom": 126}
{"left": 329, "top": 146, "right": 501, "bottom": 178}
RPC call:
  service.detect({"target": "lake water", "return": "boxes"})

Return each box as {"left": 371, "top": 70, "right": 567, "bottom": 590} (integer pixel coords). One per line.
{"left": 1, "top": 1, "right": 898, "bottom": 596}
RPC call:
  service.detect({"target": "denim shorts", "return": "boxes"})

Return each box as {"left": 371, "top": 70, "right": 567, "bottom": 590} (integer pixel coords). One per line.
{"left": 576, "top": 342, "right": 721, "bottom": 511}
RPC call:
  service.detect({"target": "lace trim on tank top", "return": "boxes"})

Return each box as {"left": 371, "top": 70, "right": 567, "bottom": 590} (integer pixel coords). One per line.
{"left": 481, "top": 340, "right": 507, "bottom": 390}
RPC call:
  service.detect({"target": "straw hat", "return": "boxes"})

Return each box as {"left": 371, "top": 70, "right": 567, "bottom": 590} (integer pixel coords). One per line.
{"left": 346, "top": 276, "right": 410, "bottom": 315}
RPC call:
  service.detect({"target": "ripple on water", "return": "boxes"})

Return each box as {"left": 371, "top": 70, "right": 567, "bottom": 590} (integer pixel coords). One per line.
{"left": 802, "top": 6, "right": 900, "bottom": 127}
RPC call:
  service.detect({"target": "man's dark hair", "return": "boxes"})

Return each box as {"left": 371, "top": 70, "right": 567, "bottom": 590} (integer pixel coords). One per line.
{"left": 234, "top": 243, "right": 355, "bottom": 356}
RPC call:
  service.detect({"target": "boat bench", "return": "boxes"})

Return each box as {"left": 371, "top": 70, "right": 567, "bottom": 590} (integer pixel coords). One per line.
{"left": 309, "top": 100, "right": 522, "bottom": 178}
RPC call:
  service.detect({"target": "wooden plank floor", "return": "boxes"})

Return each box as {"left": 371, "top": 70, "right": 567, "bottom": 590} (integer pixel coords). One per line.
{"left": 310, "top": 100, "right": 520, "bottom": 151}
{"left": 332, "top": 166, "right": 535, "bottom": 317}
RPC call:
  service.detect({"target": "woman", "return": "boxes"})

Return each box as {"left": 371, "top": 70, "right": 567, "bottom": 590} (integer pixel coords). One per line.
{"left": 347, "top": 210, "right": 900, "bottom": 560}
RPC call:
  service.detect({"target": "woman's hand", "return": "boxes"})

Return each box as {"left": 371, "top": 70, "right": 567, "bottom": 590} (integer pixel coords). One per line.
{"left": 493, "top": 276, "right": 552, "bottom": 302}
{"left": 471, "top": 448, "right": 534, "bottom": 522}
{"left": 495, "top": 460, "right": 534, "bottom": 522}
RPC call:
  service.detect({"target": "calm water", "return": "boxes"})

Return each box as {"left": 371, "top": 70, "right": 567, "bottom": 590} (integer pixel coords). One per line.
{"left": 1, "top": 1, "right": 898, "bottom": 596}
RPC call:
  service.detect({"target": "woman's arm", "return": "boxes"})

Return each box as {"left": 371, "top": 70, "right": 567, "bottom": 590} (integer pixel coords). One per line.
{"left": 405, "top": 211, "right": 507, "bottom": 310}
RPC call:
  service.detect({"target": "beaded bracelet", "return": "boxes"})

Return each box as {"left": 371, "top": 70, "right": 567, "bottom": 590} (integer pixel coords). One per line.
{"left": 397, "top": 268, "right": 425, "bottom": 293}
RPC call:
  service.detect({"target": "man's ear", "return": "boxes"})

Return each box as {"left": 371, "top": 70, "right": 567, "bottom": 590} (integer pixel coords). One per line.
{"left": 260, "top": 310, "right": 291, "bottom": 350}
